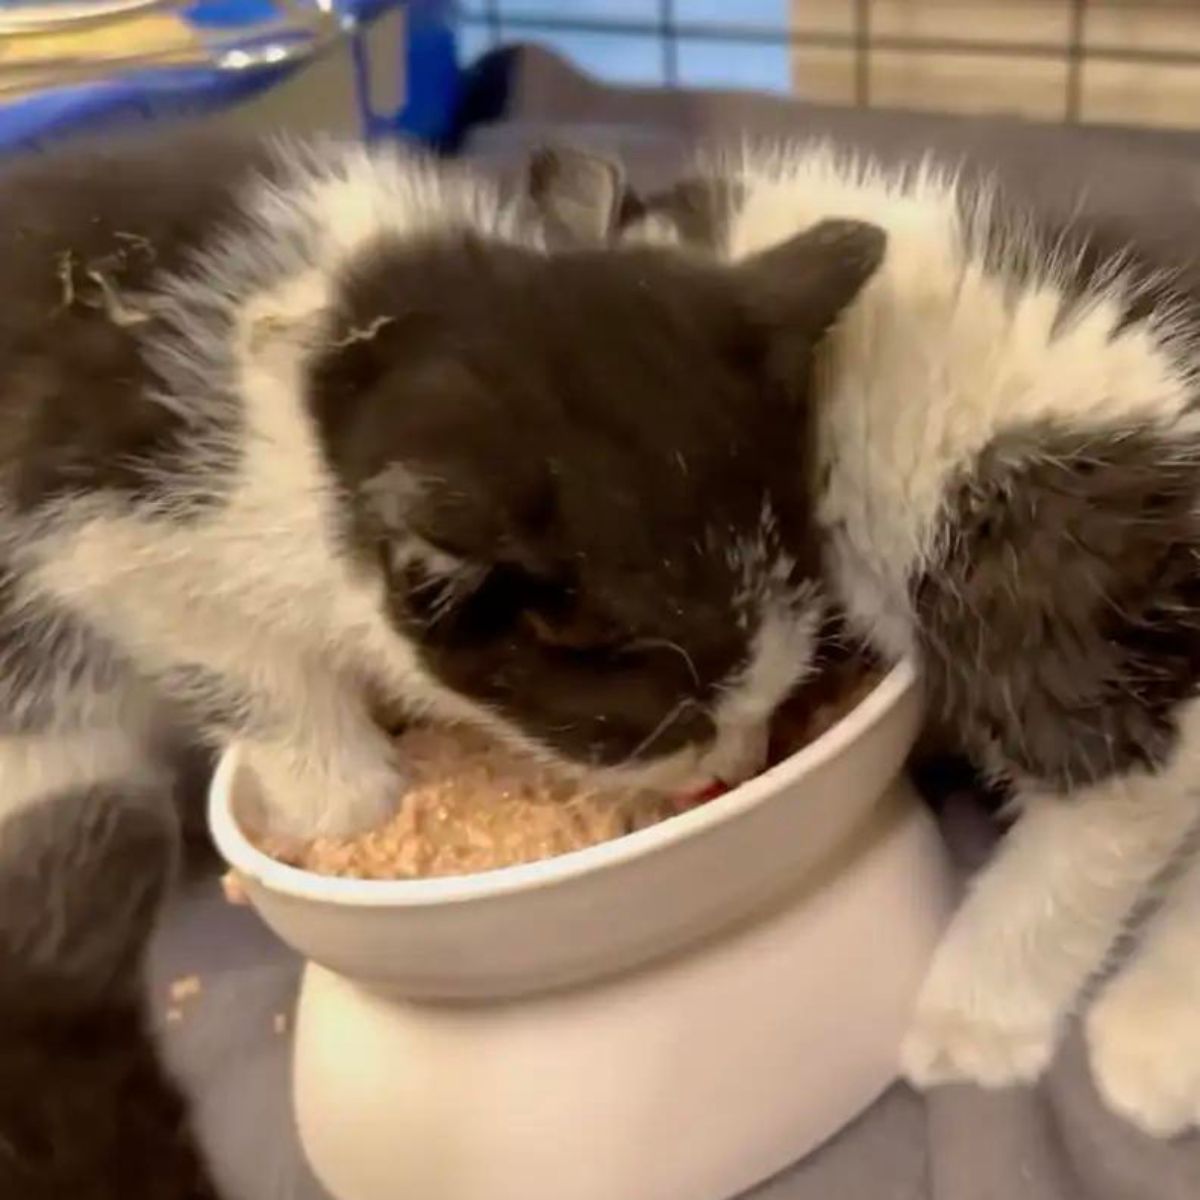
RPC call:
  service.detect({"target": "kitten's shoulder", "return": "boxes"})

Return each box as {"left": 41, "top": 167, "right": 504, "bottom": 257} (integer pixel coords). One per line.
{"left": 916, "top": 415, "right": 1200, "bottom": 788}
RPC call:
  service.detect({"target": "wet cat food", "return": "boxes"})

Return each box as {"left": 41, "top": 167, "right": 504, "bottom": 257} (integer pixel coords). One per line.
{"left": 254, "top": 655, "right": 881, "bottom": 882}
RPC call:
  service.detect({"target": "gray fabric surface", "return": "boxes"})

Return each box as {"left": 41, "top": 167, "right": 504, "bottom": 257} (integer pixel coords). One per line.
{"left": 148, "top": 48, "right": 1200, "bottom": 1199}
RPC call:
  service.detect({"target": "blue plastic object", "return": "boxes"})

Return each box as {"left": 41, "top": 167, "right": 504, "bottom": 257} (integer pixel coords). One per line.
{"left": 354, "top": 0, "right": 460, "bottom": 143}
{"left": 182, "top": 0, "right": 279, "bottom": 28}
{"left": 0, "top": 0, "right": 463, "bottom": 154}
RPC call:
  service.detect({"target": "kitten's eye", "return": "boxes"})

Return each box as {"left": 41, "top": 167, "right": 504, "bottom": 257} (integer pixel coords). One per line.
{"left": 521, "top": 607, "right": 618, "bottom": 652}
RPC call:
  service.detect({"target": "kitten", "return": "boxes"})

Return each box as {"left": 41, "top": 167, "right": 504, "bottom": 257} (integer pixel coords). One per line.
{"left": 0, "top": 779, "right": 218, "bottom": 1199}
{"left": 0, "top": 131, "right": 885, "bottom": 1191}
{"left": 0, "top": 129, "right": 883, "bottom": 852}
{"left": 530, "top": 144, "right": 1200, "bottom": 1137}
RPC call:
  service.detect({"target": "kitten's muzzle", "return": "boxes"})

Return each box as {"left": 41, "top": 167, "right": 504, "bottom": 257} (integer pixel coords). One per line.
{"left": 591, "top": 715, "right": 770, "bottom": 798}
{"left": 705, "top": 722, "right": 770, "bottom": 787}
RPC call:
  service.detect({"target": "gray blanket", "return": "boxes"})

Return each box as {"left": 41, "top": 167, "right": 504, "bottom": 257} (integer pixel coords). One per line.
{"left": 148, "top": 47, "right": 1200, "bottom": 1200}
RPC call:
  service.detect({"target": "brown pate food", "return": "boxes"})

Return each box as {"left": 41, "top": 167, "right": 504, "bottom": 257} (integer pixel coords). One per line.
{"left": 254, "top": 650, "right": 882, "bottom": 881}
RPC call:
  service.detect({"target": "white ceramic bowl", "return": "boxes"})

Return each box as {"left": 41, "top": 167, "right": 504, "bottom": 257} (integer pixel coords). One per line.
{"left": 211, "top": 659, "right": 930, "bottom": 1000}
{"left": 208, "top": 659, "right": 955, "bottom": 1200}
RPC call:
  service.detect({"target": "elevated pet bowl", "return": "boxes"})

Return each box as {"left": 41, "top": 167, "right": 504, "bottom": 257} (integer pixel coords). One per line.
{"left": 209, "top": 658, "right": 954, "bottom": 1200}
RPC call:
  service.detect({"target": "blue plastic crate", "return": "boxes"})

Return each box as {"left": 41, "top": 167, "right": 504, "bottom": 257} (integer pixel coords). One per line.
{"left": 0, "top": 0, "right": 463, "bottom": 154}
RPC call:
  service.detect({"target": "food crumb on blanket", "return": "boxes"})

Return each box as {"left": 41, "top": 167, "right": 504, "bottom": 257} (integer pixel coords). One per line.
{"left": 169, "top": 975, "right": 202, "bottom": 1004}
{"left": 221, "top": 870, "right": 250, "bottom": 906}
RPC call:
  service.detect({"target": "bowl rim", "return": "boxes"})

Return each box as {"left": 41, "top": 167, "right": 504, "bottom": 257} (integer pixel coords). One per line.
{"left": 208, "top": 657, "right": 918, "bottom": 910}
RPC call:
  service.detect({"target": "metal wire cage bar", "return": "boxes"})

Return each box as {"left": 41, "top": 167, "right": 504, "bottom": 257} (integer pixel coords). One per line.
{"left": 456, "top": 1, "right": 1200, "bottom": 127}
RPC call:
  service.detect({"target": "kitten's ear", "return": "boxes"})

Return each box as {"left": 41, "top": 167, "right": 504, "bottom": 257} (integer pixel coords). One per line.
{"left": 623, "top": 178, "right": 746, "bottom": 250}
{"left": 739, "top": 219, "right": 886, "bottom": 341}
{"left": 526, "top": 145, "right": 628, "bottom": 245}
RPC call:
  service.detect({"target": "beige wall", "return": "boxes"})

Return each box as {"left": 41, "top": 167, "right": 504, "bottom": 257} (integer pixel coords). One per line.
{"left": 789, "top": 0, "right": 1200, "bottom": 129}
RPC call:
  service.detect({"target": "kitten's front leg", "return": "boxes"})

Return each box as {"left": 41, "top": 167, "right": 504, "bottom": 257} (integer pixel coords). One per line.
{"left": 1086, "top": 835, "right": 1200, "bottom": 1137}
{"left": 240, "top": 730, "right": 399, "bottom": 840}
{"left": 235, "top": 679, "right": 401, "bottom": 839}
{"left": 176, "top": 661, "right": 401, "bottom": 839}
{"left": 902, "top": 760, "right": 1198, "bottom": 1090}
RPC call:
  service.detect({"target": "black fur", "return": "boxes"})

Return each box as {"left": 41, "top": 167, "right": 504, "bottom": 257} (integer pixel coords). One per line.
{"left": 310, "top": 224, "right": 882, "bottom": 766}
{"left": 311, "top": 233, "right": 802, "bottom": 763}
{"left": 0, "top": 132, "right": 273, "bottom": 516}
{"left": 0, "top": 133, "right": 885, "bottom": 1198}
{"left": 0, "top": 128, "right": 884, "bottom": 780}
{"left": 915, "top": 420, "right": 1200, "bottom": 789}
{"left": 599, "top": 159, "right": 1200, "bottom": 793}
{"left": 0, "top": 786, "right": 217, "bottom": 1200}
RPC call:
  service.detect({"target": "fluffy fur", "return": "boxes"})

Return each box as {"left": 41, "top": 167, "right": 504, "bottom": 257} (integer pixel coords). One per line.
{"left": 0, "top": 131, "right": 888, "bottom": 1190}
{"left": 0, "top": 128, "right": 892, "bottom": 854}
{"left": 540, "top": 140, "right": 1200, "bottom": 1135}
{"left": 0, "top": 133, "right": 900, "bottom": 1191}
{"left": 0, "top": 775, "right": 217, "bottom": 1199}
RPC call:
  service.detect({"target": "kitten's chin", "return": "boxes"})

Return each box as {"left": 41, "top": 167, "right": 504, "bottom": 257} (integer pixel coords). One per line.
{"left": 580, "top": 724, "right": 769, "bottom": 799}
{"left": 609, "top": 760, "right": 711, "bottom": 797}
{"left": 701, "top": 723, "right": 770, "bottom": 787}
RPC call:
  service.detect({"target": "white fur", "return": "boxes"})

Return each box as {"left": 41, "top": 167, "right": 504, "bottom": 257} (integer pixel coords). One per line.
{"left": 4, "top": 139, "right": 814, "bottom": 837}
{"left": 903, "top": 698, "right": 1200, "bottom": 1090}
{"left": 1086, "top": 837, "right": 1200, "bottom": 1136}
{"left": 4, "top": 143, "right": 534, "bottom": 837}
{"left": 710, "top": 144, "right": 1200, "bottom": 657}
{"left": 0, "top": 728, "right": 153, "bottom": 825}
{"left": 660, "top": 142, "right": 1200, "bottom": 1129}
{"left": 707, "top": 592, "right": 821, "bottom": 786}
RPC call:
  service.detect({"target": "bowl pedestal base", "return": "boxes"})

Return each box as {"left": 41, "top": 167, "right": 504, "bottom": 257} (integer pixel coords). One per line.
{"left": 293, "top": 782, "right": 953, "bottom": 1200}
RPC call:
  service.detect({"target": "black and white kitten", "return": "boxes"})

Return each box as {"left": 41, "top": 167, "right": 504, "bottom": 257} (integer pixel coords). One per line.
{"left": 0, "top": 133, "right": 886, "bottom": 1191}
{"left": 0, "top": 780, "right": 217, "bottom": 1200}
{"left": 0, "top": 130, "right": 884, "bottom": 851}
{"left": 532, "top": 143, "right": 1200, "bottom": 1137}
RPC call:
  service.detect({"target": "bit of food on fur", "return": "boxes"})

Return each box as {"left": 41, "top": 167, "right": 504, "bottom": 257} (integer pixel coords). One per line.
{"left": 254, "top": 654, "right": 881, "bottom": 881}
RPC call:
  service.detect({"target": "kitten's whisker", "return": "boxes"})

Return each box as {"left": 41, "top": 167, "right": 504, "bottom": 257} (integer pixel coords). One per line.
{"left": 624, "top": 638, "right": 701, "bottom": 688}
{"left": 614, "top": 696, "right": 703, "bottom": 773}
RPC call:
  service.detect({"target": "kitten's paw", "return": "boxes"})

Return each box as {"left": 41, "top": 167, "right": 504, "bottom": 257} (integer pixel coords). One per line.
{"left": 244, "top": 741, "right": 401, "bottom": 839}
{"left": 901, "top": 921, "right": 1064, "bottom": 1090}
{"left": 902, "top": 1004, "right": 1057, "bottom": 1089}
{"left": 1086, "top": 968, "right": 1200, "bottom": 1138}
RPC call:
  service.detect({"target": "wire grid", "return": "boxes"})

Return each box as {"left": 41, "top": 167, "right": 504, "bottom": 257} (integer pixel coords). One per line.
{"left": 455, "top": 0, "right": 1200, "bottom": 124}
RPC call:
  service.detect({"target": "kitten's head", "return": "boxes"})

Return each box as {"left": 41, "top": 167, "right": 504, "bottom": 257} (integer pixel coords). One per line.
{"left": 306, "top": 211, "right": 883, "bottom": 794}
